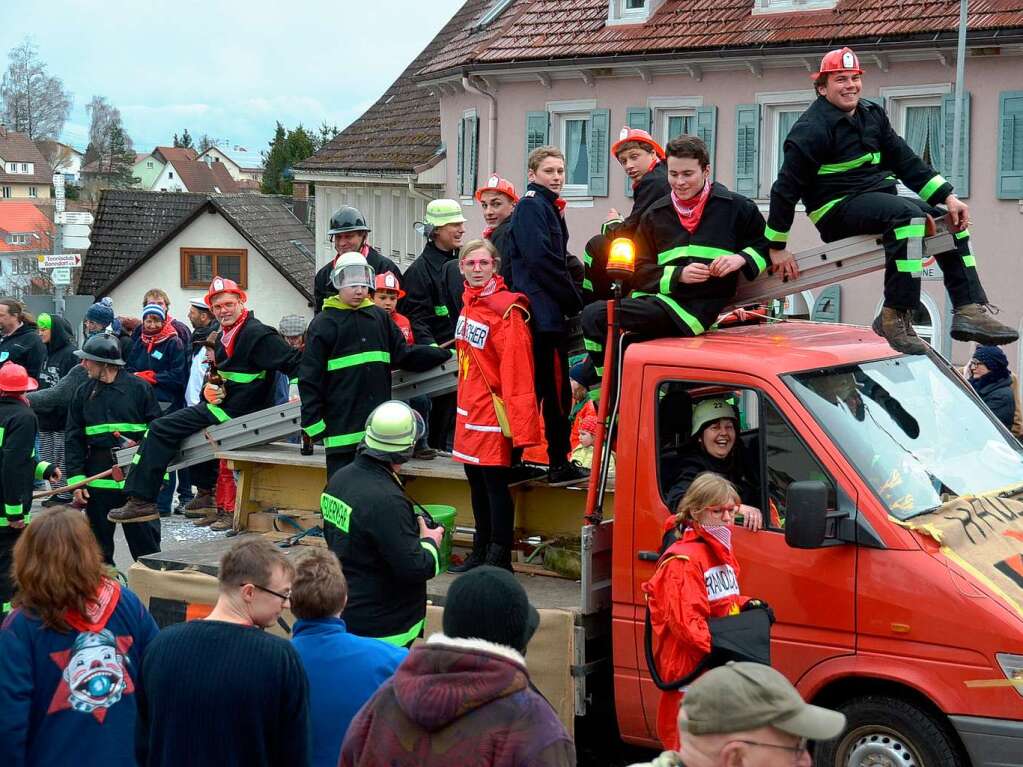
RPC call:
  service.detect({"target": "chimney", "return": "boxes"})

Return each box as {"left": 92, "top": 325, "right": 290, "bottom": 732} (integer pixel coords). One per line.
{"left": 0, "top": 122, "right": 6, "bottom": 138}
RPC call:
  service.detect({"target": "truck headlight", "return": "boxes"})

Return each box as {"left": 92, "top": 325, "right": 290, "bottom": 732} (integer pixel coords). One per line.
{"left": 996, "top": 653, "right": 1023, "bottom": 698}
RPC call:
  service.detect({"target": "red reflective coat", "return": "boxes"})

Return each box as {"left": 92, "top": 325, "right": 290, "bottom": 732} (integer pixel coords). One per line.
{"left": 453, "top": 277, "right": 542, "bottom": 467}
{"left": 643, "top": 526, "right": 751, "bottom": 751}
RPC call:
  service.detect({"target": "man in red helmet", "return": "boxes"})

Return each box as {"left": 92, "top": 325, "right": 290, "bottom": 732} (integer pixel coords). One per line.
{"left": 767, "top": 46, "right": 1016, "bottom": 355}
{"left": 109, "top": 277, "right": 302, "bottom": 524}
{"left": 583, "top": 127, "right": 670, "bottom": 302}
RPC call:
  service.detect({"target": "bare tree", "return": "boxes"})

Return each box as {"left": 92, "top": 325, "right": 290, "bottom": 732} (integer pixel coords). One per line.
{"left": 0, "top": 39, "right": 72, "bottom": 140}
{"left": 84, "top": 95, "right": 133, "bottom": 168}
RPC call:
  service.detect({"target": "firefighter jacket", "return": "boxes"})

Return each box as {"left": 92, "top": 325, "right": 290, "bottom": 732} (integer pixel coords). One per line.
{"left": 298, "top": 297, "right": 450, "bottom": 456}
{"left": 314, "top": 246, "right": 402, "bottom": 314}
{"left": 322, "top": 452, "right": 440, "bottom": 645}
{"left": 766, "top": 96, "right": 954, "bottom": 247}
{"left": 398, "top": 241, "right": 459, "bottom": 346}
{"left": 0, "top": 397, "right": 53, "bottom": 526}
{"left": 632, "top": 183, "right": 769, "bottom": 335}
{"left": 209, "top": 312, "right": 301, "bottom": 423}
{"left": 453, "top": 276, "right": 542, "bottom": 467}
{"left": 643, "top": 526, "right": 751, "bottom": 751}
{"left": 603, "top": 160, "right": 670, "bottom": 239}
{"left": 0, "top": 323, "right": 45, "bottom": 380}
{"left": 65, "top": 369, "right": 161, "bottom": 492}
{"left": 503, "top": 183, "right": 582, "bottom": 334}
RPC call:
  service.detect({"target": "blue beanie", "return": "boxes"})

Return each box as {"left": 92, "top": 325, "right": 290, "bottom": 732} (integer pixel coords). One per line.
{"left": 142, "top": 303, "right": 166, "bottom": 321}
{"left": 974, "top": 345, "right": 1009, "bottom": 374}
{"left": 86, "top": 298, "right": 114, "bottom": 326}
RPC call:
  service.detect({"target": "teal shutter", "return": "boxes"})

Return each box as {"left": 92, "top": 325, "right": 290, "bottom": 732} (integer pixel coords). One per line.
{"left": 811, "top": 285, "right": 841, "bottom": 323}
{"left": 941, "top": 91, "right": 970, "bottom": 198}
{"left": 467, "top": 113, "right": 479, "bottom": 196}
{"left": 997, "top": 91, "right": 1023, "bottom": 200}
{"left": 456, "top": 118, "right": 465, "bottom": 196}
{"left": 525, "top": 111, "right": 549, "bottom": 188}
{"left": 734, "top": 104, "right": 761, "bottom": 198}
{"left": 695, "top": 106, "right": 717, "bottom": 181}
{"left": 624, "top": 107, "right": 651, "bottom": 197}
{"left": 588, "top": 108, "right": 611, "bottom": 197}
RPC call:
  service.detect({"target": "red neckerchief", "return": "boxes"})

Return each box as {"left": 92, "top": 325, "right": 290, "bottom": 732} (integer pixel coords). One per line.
{"left": 553, "top": 197, "right": 567, "bottom": 216}
{"left": 482, "top": 225, "right": 496, "bottom": 240}
{"left": 632, "top": 158, "right": 661, "bottom": 191}
{"left": 65, "top": 577, "right": 121, "bottom": 633}
{"left": 140, "top": 320, "right": 177, "bottom": 353}
{"left": 671, "top": 180, "right": 711, "bottom": 234}
{"left": 332, "top": 243, "right": 370, "bottom": 268}
{"left": 219, "top": 308, "right": 250, "bottom": 357}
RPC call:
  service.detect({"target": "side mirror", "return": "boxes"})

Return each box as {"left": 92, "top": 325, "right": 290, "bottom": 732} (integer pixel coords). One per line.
{"left": 784, "top": 480, "right": 829, "bottom": 549}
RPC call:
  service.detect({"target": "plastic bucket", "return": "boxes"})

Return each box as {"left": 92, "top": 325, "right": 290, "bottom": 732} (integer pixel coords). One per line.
{"left": 421, "top": 504, "right": 456, "bottom": 573}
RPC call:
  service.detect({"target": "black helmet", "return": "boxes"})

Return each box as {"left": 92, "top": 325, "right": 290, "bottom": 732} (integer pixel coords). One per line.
{"left": 328, "top": 205, "right": 371, "bottom": 236}
{"left": 74, "top": 333, "right": 125, "bottom": 366}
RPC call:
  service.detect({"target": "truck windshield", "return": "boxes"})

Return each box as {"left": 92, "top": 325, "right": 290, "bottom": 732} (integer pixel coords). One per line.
{"left": 785, "top": 356, "right": 1023, "bottom": 520}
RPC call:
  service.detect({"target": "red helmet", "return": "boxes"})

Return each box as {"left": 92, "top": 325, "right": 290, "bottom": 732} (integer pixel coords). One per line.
{"left": 474, "top": 175, "right": 519, "bottom": 204}
{"left": 204, "top": 276, "right": 247, "bottom": 308}
{"left": 813, "top": 47, "right": 863, "bottom": 80}
{"left": 0, "top": 362, "right": 38, "bottom": 393}
{"left": 611, "top": 127, "right": 665, "bottom": 160}
{"left": 374, "top": 272, "right": 406, "bottom": 298}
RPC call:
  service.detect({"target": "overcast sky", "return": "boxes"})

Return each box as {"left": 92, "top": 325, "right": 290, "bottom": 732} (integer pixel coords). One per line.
{"left": 0, "top": 0, "right": 464, "bottom": 154}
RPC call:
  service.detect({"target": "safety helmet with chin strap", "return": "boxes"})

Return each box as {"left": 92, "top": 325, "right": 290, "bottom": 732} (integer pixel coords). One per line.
{"left": 328, "top": 205, "right": 371, "bottom": 237}
{"left": 361, "top": 400, "right": 425, "bottom": 464}
{"left": 330, "top": 252, "right": 375, "bottom": 290}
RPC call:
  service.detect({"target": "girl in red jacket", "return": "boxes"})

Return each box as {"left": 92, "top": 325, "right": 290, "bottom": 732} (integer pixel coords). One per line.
{"left": 450, "top": 239, "right": 542, "bottom": 572}
{"left": 643, "top": 472, "right": 770, "bottom": 751}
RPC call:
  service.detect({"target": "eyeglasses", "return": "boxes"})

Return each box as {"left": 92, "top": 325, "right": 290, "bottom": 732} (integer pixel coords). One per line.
{"left": 730, "top": 738, "right": 810, "bottom": 765}
{"left": 251, "top": 583, "right": 291, "bottom": 602}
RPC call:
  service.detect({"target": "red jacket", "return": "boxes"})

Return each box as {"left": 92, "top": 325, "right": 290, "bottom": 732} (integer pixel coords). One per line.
{"left": 392, "top": 311, "right": 414, "bottom": 344}
{"left": 643, "top": 526, "right": 750, "bottom": 751}
{"left": 453, "top": 277, "right": 542, "bottom": 466}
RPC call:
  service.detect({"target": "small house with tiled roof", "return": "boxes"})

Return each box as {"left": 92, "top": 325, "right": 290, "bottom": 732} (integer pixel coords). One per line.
{"left": 0, "top": 125, "right": 54, "bottom": 200}
{"left": 197, "top": 146, "right": 264, "bottom": 185}
{"left": 132, "top": 151, "right": 165, "bottom": 190}
{"left": 408, "top": 0, "right": 1023, "bottom": 364}
{"left": 150, "top": 147, "right": 241, "bottom": 194}
{"left": 79, "top": 190, "right": 314, "bottom": 323}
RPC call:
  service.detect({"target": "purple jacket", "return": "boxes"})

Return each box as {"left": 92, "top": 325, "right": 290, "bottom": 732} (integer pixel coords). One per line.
{"left": 340, "top": 634, "right": 575, "bottom": 767}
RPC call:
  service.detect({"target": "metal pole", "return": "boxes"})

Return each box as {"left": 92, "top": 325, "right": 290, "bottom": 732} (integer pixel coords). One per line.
{"left": 945, "top": 0, "right": 968, "bottom": 359}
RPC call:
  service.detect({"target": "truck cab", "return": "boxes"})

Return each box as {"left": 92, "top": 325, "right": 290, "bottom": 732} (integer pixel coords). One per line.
{"left": 610, "top": 321, "right": 1023, "bottom": 766}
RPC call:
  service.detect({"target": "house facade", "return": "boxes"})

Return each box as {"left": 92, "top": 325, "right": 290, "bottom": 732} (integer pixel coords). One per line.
{"left": 0, "top": 201, "right": 53, "bottom": 297}
{"left": 416, "top": 0, "right": 1023, "bottom": 365}
{"left": 36, "top": 140, "right": 83, "bottom": 186}
{"left": 133, "top": 152, "right": 165, "bottom": 189}
{"left": 0, "top": 126, "right": 53, "bottom": 200}
{"left": 150, "top": 147, "right": 239, "bottom": 193}
{"left": 198, "top": 146, "right": 264, "bottom": 184}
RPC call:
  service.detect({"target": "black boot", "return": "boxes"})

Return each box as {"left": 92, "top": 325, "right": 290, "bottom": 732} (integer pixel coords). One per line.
{"left": 450, "top": 540, "right": 487, "bottom": 573}
{"left": 484, "top": 543, "right": 514, "bottom": 572}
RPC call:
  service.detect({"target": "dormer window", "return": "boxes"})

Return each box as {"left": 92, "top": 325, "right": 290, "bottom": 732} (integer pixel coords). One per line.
{"left": 751, "top": 0, "right": 837, "bottom": 14}
{"left": 476, "top": 0, "right": 514, "bottom": 29}
{"left": 607, "top": 0, "right": 663, "bottom": 26}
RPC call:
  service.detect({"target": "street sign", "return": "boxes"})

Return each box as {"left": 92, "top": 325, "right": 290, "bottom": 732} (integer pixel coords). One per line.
{"left": 63, "top": 211, "right": 94, "bottom": 226}
{"left": 63, "top": 236, "right": 91, "bottom": 250}
{"left": 63, "top": 223, "right": 91, "bottom": 238}
{"left": 51, "top": 267, "right": 71, "bottom": 285}
{"left": 41, "top": 253, "right": 82, "bottom": 269}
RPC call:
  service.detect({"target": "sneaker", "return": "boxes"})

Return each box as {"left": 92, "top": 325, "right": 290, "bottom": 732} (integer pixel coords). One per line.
{"left": 183, "top": 490, "right": 216, "bottom": 518}
{"left": 547, "top": 462, "right": 591, "bottom": 486}
{"left": 871, "top": 307, "right": 928, "bottom": 355}
{"left": 951, "top": 303, "right": 1020, "bottom": 346}
{"left": 209, "top": 511, "right": 234, "bottom": 531}
{"left": 413, "top": 447, "right": 438, "bottom": 460}
{"left": 107, "top": 498, "right": 160, "bottom": 524}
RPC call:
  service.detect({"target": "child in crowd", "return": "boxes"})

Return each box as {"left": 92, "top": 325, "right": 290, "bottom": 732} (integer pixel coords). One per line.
{"left": 570, "top": 414, "right": 615, "bottom": 476}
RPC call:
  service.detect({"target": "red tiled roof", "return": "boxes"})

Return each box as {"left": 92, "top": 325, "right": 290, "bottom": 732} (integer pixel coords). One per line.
{"left": 0, "top": 129, "right": 54, "bottom": 185}
{"left": 420, "top": 0, "right": 1023, "bottom": 76}
{"left": 153, "top": 148, "right": 240, "bottom": 193}
{"left": 0, "top": 201, "right": 53, "bottom": 253}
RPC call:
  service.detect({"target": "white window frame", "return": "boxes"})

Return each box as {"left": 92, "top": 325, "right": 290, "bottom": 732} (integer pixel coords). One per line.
{"left": 2, "top": 186, "right": 10, "bottom": 198}
{"left": 648, "top": 96, "right": 703, "bottom": 146}
{"left": 547, "top": 99, "right": 597, "bottom": 199}
{"left": 879, "top": 83, "right": 950, "bottom": 197}
{"left": 756, "top": 89, "right": 815, "bottom": 199}
{"left": 752, "top": 0, "right": 837, "bottom": 14}
{"left": 28, "top": 186, "right": 37, "bottom": 197}
{"left": 147, "top": 161, "right": 154, "bottom": 168}
{"left": 607, "top": 0, "right": 664, "bottom": 25}
{"left": 5, "top": 162, "right": 15, "bottom": 174}
{"left": 21, "top": 163, "right": 30, "bottom": 173}
{"left": 459, "top": 108, "right": 478, "bottom": 203}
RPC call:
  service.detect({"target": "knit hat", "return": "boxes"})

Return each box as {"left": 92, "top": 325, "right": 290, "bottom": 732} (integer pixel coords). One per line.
{"left": 141, "top": 303, "right": 166, "bottom": 321}
{"left": 974, "top": 345, "right": 1009, "bottom": 374}
{"left": 442, "top": 566, "right": 540, "bottom": 654}
{"left": 86, "top": 298, "right": 115, "bottom": 326}
{"left": 278, "top": 314, "right": 308, "bottom": 337}
{"left": 37, "top": 312, "right": 52, "bottom": 331}
{"left": 580, "top": 414, "right": 600, "bottom": 434}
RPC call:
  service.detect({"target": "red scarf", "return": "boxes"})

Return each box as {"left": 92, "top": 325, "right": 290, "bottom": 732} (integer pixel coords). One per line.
{"left": 482, "top": 225, "right": 495, "bottom": 240}
{"left": 141, "top": 319, "right": 177, "bottom": 353}
{"left": 219, "top": 308, "right": 250, "bottom": 357}
{"left": 553, "top": 197, "right": 567, "bottom": 216}
{"left": 671, "top": 180, "right": 711, "bottom": 234}
{"left": 332, "top": 243, "right": 370, "bottom": 267}
{"left": 66, "top": 577, "right": 121, "bottom": 633}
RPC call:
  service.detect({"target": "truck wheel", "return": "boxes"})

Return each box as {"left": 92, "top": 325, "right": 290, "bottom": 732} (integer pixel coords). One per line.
{"left": 814, "top": 695, "right": 964, "bottom": 767}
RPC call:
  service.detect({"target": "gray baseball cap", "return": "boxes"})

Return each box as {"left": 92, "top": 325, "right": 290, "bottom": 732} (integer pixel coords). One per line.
{"left": 679, "top": 662, "right": 846, "bottom": 740}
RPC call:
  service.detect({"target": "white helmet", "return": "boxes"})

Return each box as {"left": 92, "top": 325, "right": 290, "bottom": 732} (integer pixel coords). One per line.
{"left": 330, "top": 252, "right": 375, "bottom": 290}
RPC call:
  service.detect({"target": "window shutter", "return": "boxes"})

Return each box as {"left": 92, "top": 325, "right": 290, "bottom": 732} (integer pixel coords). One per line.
{"left": 468, "top": 114, "right": 479, "bottom": 196}
{"left": 695, "top": 106, "right": 718, "bottom": 181}
{"left": 941, "top": 91, "right": 970, "bottom": 199}
{"left": 525, "top": 111, "right": 549, "bottom": 188}
{"left": 588, "top": 108, "right": 611, "bottom": 197}
{"left": 456, "top": 117, "right": 465, "bottom": 196}
{"left": 624, "top": 107, "right": 652, "bottom": 197}
{"left": 997, "top": 91, "right": 1023, "bottom": 200}
{"left": 811, "top": 285, "right": 841, "bottom": 323}
{"left": 734, "top": 104, "right": 761, "bottom": 198}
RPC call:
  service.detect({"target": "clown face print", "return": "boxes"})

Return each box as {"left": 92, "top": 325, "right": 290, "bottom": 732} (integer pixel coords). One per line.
{"left": 50, "top": 629, "right": 133, "bottom": 720}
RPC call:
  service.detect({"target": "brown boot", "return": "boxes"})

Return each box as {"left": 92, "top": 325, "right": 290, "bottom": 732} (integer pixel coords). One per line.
{"left": 209, "top": 510, "right": 235, "bottom": 532}
{"left": 871, "top": 307, "right": 928, "bottom": 355}
{"left": 183, "top": 490, "right": 216, "bottom": 518}
{"left": 950, "top": 304, "right": 1019, "bottom": 346}
{"left": 192, "top": 509, "right": 220, "bottom": 527}
{"left": 107, "top": 497, "right": 160, "bottom": 524}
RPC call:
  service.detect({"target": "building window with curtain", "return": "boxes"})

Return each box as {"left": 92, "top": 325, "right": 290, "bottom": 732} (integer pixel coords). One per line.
{"left": 557, "top": 113, "right": 591, "bottom": 197}
{"left": 880, "top": 87, "right": 948, "bottom": 197}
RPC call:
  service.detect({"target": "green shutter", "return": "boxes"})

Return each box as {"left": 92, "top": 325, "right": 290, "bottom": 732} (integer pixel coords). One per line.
{"left": 624, "top": 107, "right": 651, "bottom": 197}
{"left": 525, "top": 111, "right": 549, "bottom": 188}
{"left": 811, "top": 285, "right": 841, "bottom": 323}
{"left": 941, "top": 91, "right": 970, "bottom": 199}
{"left": 467, "top": 113, "right": 479, "bottom": 196}
{"left": 997, "top": 91, "right": 1023, "bottom": 200}
{"left": 456, "top": 117, "right": 465, "bottom": 196}
{"left": 588, "top": 108, "right": 611, "bottom": 197}
{"left": 695, "top": 106, "right": 717, "bottom": 181}
{"left": 734, "top": 104, "right": 761, "bottom": 198}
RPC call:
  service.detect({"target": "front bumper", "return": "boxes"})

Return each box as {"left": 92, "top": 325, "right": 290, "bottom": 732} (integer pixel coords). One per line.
{"left": 949, "top": 715, "right": 1023, "bottom": 767}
